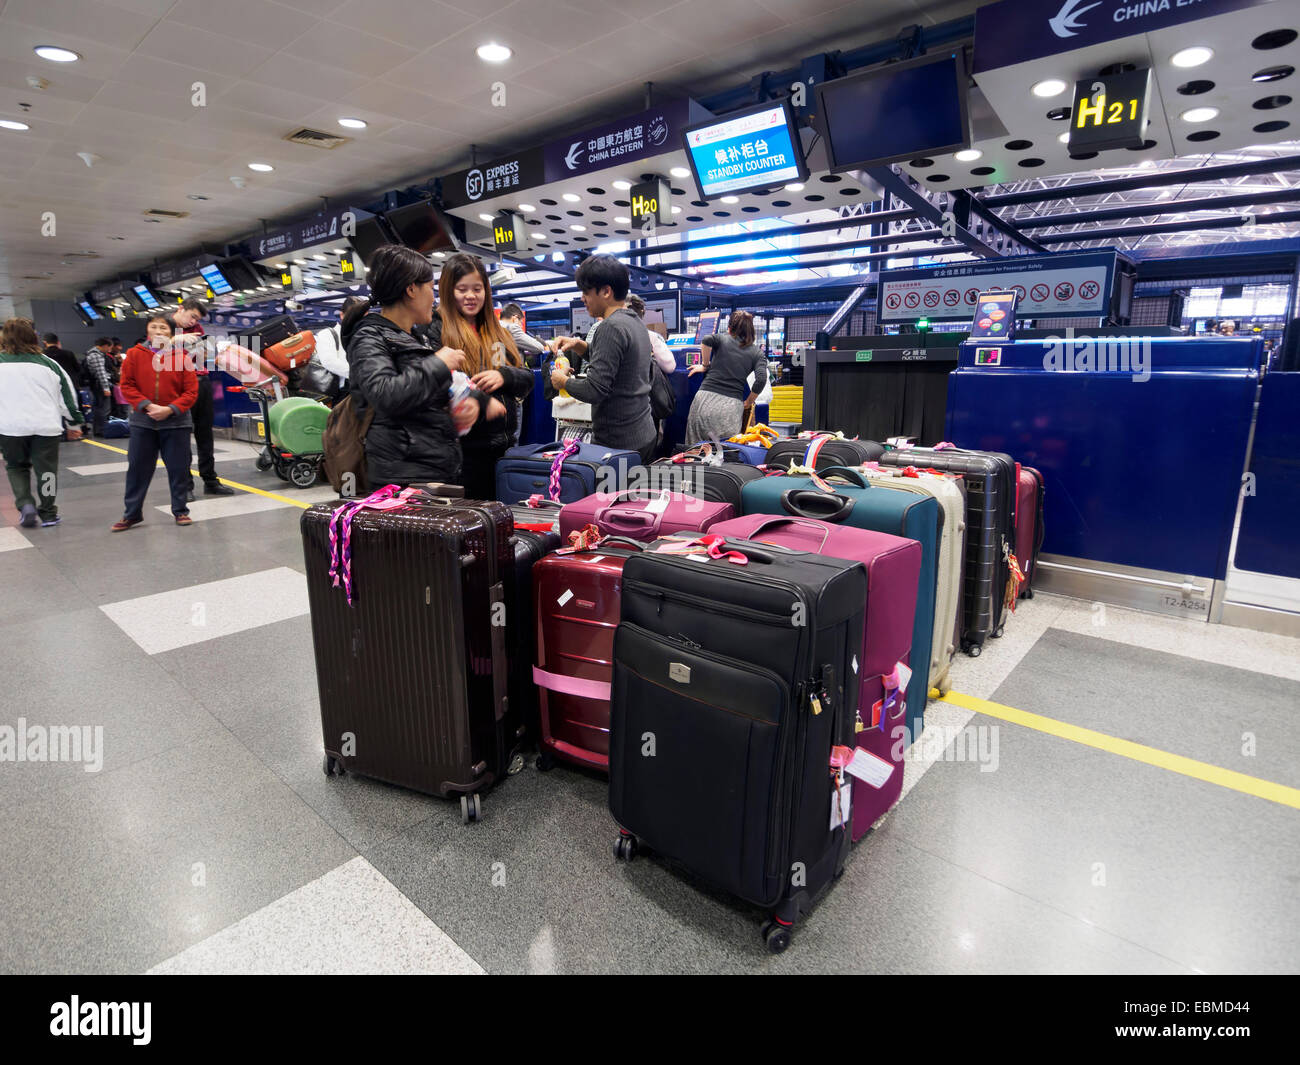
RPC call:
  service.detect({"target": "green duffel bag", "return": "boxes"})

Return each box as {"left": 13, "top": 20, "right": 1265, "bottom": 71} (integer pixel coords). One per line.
{"left": 268, "top": 396, "right": 329, "bottom": 455}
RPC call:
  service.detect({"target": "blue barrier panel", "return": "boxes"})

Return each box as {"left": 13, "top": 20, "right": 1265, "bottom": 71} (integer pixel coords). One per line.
{"left": 946, "top": 336, "right": 1258, "bottom": 579}
{"left": 1235, "top": 371, "right": 1300, "bottom": 579}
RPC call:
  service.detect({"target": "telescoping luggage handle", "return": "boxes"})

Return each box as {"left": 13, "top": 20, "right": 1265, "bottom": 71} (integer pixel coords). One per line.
{"left": 741, "top": 516, "right": 833, "bottom": 552}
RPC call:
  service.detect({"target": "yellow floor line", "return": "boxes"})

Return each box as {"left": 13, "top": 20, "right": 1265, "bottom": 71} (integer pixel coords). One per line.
{"left": 940, "top": 690, "right": 1300, "bottom": 811}
{"left": 78, "top": 438, "right": 313, "bottom": 509}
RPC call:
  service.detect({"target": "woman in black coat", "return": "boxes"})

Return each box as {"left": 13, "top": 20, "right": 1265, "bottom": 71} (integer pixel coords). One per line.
{"left": 342, "top": 245, "right": 504, "bottom": 488}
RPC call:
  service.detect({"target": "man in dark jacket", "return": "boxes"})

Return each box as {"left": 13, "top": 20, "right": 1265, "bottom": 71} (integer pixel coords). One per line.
{"left": 172, "top": 298, "right": 234, "bottom": 499}
{"left": 550, "top": 256, "right": 656, "bottom": 463}
{"left": 41, "top": 334, "right": 82, "bottom": 386}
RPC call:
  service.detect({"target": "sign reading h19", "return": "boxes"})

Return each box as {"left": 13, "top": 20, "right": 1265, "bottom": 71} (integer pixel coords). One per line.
{"left": 683, "top": 99, "right": 807, "bottom": 199}
{"left": 492, "top": 211, "right": 527, "bottom": 254}
{"left": 1069, "top": 68, "right": 1152, "bottom": 153}
{"left": 630, "top": 177, "right": 670, "bottom": 227}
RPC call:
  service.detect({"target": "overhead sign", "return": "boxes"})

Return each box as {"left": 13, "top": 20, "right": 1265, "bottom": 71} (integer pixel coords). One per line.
{"left": 253, "top": 209, "right": 355, "bottom": 260}
{"left": 544, "top": 99, "right": 708, "bottom": 182}
{"left": 1069, "top": 68, "right": 1152, "bottom": 152}
{"left": 151, "top": 253, "right": 219, "bottom": 288}
{"left": 441, "top": 147, "right": 546, "bottom": 209}
{"left": 683, "top": 100, "right": 806, "bottom": 198}
{"left": 973, "top": 0, "right": 1274, "bottom": 73}
{"left": 492, "top": 211, "right": 527, "bottom": 253}
{"left": 630, "top": 177, "right": 670, "bottom": 227}
{"left": 878, "top": 251, "right": 1118, "bottom": 323}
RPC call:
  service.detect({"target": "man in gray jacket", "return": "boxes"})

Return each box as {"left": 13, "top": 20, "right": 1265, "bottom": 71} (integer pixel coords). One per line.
{"left": 82, "top": 337, "right": 115, "bottom": 437}
{"left": 499, "top": 303, "right": 545, "bottom": 366}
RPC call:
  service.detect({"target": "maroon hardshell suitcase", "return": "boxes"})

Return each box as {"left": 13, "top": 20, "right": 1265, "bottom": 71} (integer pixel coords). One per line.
{"left": 300, "top": 496, "right": 519, "bottom": 823}
{"left": 1015, "top": 464, "right": 1045, "bottom": 598}
{"left": 533, "top": 540, "right": 644, "bottom": 773}
{"left": 558, "top": 489, "right": 733, "bottom": 541}
{"left": 708, "top": 514, "right": 920, "bottom": 838}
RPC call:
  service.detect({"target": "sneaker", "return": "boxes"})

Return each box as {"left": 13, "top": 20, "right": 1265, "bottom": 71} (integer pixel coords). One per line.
{"left": 204, "top": 482, "right": 235, "bottom": 496}
{"left": 111, "top": 517, "right": 143, "bottom": 532}
{"left": 19, "top": 504, "right": 37, "bottom": 528}
{"left": 186, "top": 489, "right": 196, "bottom": 502}
{"left": 40, "top": 516, "right": 61, "bottom": 528}
{"left": 175, "top": 514, "right": 193, "bottom": 526}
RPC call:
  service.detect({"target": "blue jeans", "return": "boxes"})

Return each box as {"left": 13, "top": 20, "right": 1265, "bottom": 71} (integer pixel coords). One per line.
{"left": 124, "top": 424, "right": 192, "bottom": 520}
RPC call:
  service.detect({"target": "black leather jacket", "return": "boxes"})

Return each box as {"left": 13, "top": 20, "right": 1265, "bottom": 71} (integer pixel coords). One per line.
{"left": 344, "top": 311, "right": 479, "bottom": 486}
{"left": 416, "top": 317, "right": 534, "bottom": 454}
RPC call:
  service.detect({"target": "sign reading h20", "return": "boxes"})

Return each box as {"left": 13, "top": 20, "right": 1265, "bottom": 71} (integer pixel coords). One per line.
{"left": 630, "top": 177, "right": 671, "bottom": 227}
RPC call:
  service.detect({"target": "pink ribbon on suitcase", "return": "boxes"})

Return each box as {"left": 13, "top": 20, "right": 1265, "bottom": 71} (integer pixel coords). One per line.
{"left": 327, "top": 484, "right": 424, "bottom": 605}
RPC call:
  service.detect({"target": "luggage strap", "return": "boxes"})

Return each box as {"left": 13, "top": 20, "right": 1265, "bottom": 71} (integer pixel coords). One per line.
{"left": 1003, "top": 539, "right": 1026, "bottom": 613}
{"left": 649, "top": 533, "right": 748, "bottom": 565}
{"left": 861, "top": 661, "right": 910, "bottom": 733}
{"left": 555, "top": 523, "right": 605, "bottom": 554}
{"left": 532, "top": 666, "right": 611, "bottom": 702}
{"left": 326, "top": 484, "right": 422, "bottom": 605}
{"left": 546, "top": 439, "right": 581, "bottom": 501}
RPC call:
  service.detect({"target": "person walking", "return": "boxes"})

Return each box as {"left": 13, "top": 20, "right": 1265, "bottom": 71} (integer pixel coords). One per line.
{"left": 112, "top": 315, "right": 198, "bottom": 531}
{"left": 685, "top": 310, "right": 767, "bottom": 445}
{"left": 0, "top": 318, "right": 84, "bottom": 528}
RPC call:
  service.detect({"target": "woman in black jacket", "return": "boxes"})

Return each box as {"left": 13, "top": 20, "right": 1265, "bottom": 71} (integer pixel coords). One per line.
{"left": 342, "top": 245, "right": 503, "bottom": 488}
{"left": 417, "top": 253, "right": 531, "bottom": 499}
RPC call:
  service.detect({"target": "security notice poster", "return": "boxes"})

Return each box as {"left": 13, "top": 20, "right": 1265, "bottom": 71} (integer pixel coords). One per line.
{"left": 877, "top": 251, "right": 1117, "bottom": 323}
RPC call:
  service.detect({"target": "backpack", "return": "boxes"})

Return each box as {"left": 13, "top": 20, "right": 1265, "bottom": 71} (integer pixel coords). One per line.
{"left": 649, "top": 361, "right": 675, "bottom": 421}
{"left": 102, "top": 418, "right": 129, "bottom": 438}
{"left": 321, "top": 394, "right": 375, "bottom": 496}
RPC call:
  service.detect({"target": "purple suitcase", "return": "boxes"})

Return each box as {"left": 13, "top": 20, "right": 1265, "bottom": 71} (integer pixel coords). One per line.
{"left": 559, "top": 489, "right": 734, "bottom": 541}
{"left": 709, "top": 514, "right": 920, "bottom": 838}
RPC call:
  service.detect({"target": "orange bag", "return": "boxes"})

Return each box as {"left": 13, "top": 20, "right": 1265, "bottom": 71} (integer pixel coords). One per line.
{"left": 263, "top": 330, "right": 316, "bottom": 373}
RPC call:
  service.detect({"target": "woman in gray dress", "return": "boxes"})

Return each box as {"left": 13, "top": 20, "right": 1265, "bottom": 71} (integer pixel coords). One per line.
{"left": 685, "top": 310, "right": 767, "bottom": 445}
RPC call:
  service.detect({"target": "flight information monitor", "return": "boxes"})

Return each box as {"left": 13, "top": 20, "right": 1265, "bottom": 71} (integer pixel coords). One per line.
{"left": 682, "top": 100, "right": 807, "bottom": 199}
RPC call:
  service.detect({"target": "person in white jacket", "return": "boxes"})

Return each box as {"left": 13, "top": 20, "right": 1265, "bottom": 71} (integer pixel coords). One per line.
{"left": 0, "top": 318, "right": 84, "bottom": 528}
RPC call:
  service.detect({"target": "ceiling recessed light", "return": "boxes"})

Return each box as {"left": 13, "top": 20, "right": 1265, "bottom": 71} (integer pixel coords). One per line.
{"left": 332, "top": 248, "right": 347, "bottom": 254}
{"left": 312, "top": 254, "right": 328, "bottom": 261}
{"left": 293, "top": 258, "right": 308, "bottom": 265}
{"left": 720, "top": 195, "right": 739, "bottom": 204}
{"left": 671, "top": 205, "right": 682, "bottom": 213}
{"left": 784, "top": 182, "right": 804, "bottom": 192}
{"left": 954, "top": 148, "right": 983, "bottom": 162}
{"left": 479, "top": 213, "right": 494, "bottom": 221}
{"left": 273, "top": 263, "right": 288, "bottom": 269}
{"left": 517, "top": 203, "right": 535, "bottom": 213}
{"left": 1181, "top": 106, "right": 1219, "bottom": 122}
{"left": 669, "top": 167, "right": 691, "bottom": 178}
{"left": 1032, "top": 78, "right": 1067, "bottom": 97}
{"left": 476, "top": 42, "right": 512, "bottom": 63}
{"left": 248, "top": 162, "right": 274, "bottom": 172}
{"left": 614, "top": 216, "right": 631, "bottom": 224}
{"left": 337, "top": 117, "right": 368, "bottom": 130}
{"left": 34, "top": 46, "right": 80, "bottom": 63}
{"left": 569, "top": 224, "right": 586, "bottom": 231}
{"left": 611, "top": 180, "right": 632, "bottom": 190}
{"left": 1171, "top": 46, "right": 1214, "bottom": 68}
{"left": 0, "top": 119, "right": 31, "bottom": 131}
{"left": 562, "top": 193, "right": 581, "bottom": 202}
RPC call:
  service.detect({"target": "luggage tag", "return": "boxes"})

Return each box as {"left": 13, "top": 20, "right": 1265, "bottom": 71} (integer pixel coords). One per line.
{"left": 869, "top": 662, "right": 911, "bottom": 729}
{"left": 844, "top": 747, "right": 896, "bottom": 790}
{"left": 828, "top": 752, "right": 853, "bottom": 829}
{"left": 642, "top": 490, "right": 671, "bottom": 515}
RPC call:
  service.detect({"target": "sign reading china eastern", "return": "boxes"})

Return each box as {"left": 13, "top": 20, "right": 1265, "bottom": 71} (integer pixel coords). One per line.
{"left": 683, "top": 100, "right": 806, "bottom": 199}
{"left": 877, "top": 251, "right": 1119, "bottom": 323}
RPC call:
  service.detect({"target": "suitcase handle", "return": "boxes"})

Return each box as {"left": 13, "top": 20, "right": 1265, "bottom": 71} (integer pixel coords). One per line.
{"left": 781, "top": 489, "right": 855, "bottom": 523}
{"left": 818, "top": 466, "right": 869, "bottom": 488}
{"left": 744, "top": 516, "right": 832, "bottom": 551}
{"left": 594, "top": 490, "right": 672, "bottom": 537}
{"left": 490, "top": 581, "right": 507, "bottom": 721}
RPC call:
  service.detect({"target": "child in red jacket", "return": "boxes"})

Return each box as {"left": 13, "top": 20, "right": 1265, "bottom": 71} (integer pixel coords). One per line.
{"left": 112, "top": 315, "right": 199, "bottom": 530}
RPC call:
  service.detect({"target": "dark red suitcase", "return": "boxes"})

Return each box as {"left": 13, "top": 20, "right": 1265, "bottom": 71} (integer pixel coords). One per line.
{"left": 300, "top": 496, "right": 518, "bottom": 823}
{"left": 1015, "top": 464, "right": 1044, "bottom": 598}
{"left": 533, "top": 540, "right": 644, "bottom": 773}
{"left": 558, "top": 489, "right": 733, "bottom": 541}
{"left": 709, "top": 514, "right": 920, "bottom": 838}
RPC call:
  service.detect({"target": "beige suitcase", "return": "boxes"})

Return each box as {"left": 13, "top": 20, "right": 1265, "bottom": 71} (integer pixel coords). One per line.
{"left": 858, "top": 463, "right": 966, "bottom": 695}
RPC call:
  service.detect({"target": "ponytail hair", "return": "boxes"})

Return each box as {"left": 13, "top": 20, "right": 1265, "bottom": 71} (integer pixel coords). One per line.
{"left": 342, "top": 244, "right": 433, "bottom": 334}
{"left": 728, "top": 309, "right": 755, "bottom": 347}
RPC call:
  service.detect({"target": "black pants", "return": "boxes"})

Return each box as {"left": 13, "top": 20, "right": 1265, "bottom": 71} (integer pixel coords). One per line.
{"left": 187, "top": 376, "right": 217, "bottom": 490}
{"left": 91, "top": 390, "right": 113, "bottom": 436}
{"left": 125, "top": 425, "right": 192, "bottom": 520}
{"left": 459, "top": 445, "right": 504, "bottom": 501}
{"left": 0, "top": 434, "right": 61, "bottom": 520}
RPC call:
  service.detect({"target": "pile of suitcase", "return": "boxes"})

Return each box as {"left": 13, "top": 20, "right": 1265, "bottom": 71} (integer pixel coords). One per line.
{"left": 299, "top": 431, "right": 1044, "bottom": 954}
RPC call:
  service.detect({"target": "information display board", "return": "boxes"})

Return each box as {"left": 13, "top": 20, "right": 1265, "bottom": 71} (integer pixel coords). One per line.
{"left": 682, "top": 100, "right": 806, "bottom": 199}
{"left": 968, "top": 290, "right": 1019, "bottom": 341}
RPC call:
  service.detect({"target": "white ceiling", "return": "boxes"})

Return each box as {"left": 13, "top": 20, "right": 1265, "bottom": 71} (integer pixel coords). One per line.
{"left": 0, "top": 0, "right": 975, "bottom": 312}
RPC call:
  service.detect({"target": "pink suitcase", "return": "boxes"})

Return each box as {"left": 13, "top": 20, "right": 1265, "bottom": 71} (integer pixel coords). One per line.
{"left": 559, "top": 489, "right": 733, "bottom": 541}
{"left": 1014, "top": 464, "right": 1044, "bottom": 599}
{"left": 709, "top": 514, "right": 920, "bottom": 838}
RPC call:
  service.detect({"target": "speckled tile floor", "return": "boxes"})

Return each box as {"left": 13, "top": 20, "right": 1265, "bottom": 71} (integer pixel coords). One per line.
{"left": 3, "top": 441, "right": 1298, "bottom": 974}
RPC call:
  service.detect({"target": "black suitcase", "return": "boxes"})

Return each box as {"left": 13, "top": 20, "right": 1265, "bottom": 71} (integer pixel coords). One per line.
{"left": 879, "top": 445, "right": 1016, "bottom": 655}
{"left": 300, "top": 495, "right": 519, "bottom": 823}
{"left": 507, "top": 526, "right": 560, "bottom": 746}
{"left": 247, "top": 313, "right": 299, "bottom": 350}
{"left": 765, "top": 434, "right": 884, "bottom": 472}
{"left": 609, "top": 537, "right": 866, "bottom": 953}
{"left": 643, "top": 456, "right": 765, "bottom": 510}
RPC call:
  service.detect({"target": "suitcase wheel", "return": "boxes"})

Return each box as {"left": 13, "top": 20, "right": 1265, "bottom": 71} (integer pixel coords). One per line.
{"left": 536, "top": 751, "right": 556, "bottom": 773}
{"left": 964, "top": 643, "right": 982, "bottom": 658}
{"left": 613, "top": 831, "right": 638, "bottom": 862}
{"left": 760, "top": 918, "right": 792, "bottom": 954}
{"left": 460, "top": 793, "right": 482, "bottom": 824}
{"left": 507, "top": 753, "right": 525, "bottom": 775}
{"left": 1025, "top": 588, "right": 1035, "bottom": 600}
{"left": 289, "top": 459, "right": 319, "bottom": 489}
{"left": 323, "top": 753, "right": 345, "bottom": 778}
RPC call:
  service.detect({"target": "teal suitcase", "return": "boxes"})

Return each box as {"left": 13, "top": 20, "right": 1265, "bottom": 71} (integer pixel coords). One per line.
{"left": 740, "top": 465, "right": 940, "bottom": 737}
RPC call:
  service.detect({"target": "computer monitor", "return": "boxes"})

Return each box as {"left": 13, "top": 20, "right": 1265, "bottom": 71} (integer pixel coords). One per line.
{"left": 385, "top": 201, "right": 467, "bottom": 257}
{"left": 682, "top": 99, "right": 807, "bottom": 200}
{"left": 694, "top": 310, "right": 721, "bottom": 344}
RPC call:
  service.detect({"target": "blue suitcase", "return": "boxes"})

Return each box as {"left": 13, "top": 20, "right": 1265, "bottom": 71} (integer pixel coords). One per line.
{"left": 741, "top": 465, "right": 940, "bottom": 736}
{"left": 496, "top": 439, "right": 639, "bottom": 504}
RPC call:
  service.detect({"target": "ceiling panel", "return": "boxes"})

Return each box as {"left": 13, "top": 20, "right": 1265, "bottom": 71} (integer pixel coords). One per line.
{"left": 281, "top": 22, "right": 421, "bottom": 79}
{"left": 326, "top": 0, "right": 478, "bottom": 47}
{"left": 134, "top": 20, "right": 278, "bottom": 78}
{"left": 166, "top": 0, "right": 312, "bottom": 50}
{"left": 3, "top": 0, "right": 158, "bottom": 52}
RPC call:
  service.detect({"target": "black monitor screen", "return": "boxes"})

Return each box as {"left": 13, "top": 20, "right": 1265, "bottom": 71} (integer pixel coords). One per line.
{"left": 77, "top": 301, "right": 102, "bottom": 322}
{"left": 815, "top": 51, "right": 970, "bottom": 171}
{"left": 386, "top": 201, "right": 464, "bottom": 256}
{"left": 348, "top": 215, "right": 394, "bottom": 266}
{"left": 217, "top": 257, "right": 262, "bottom": 292}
